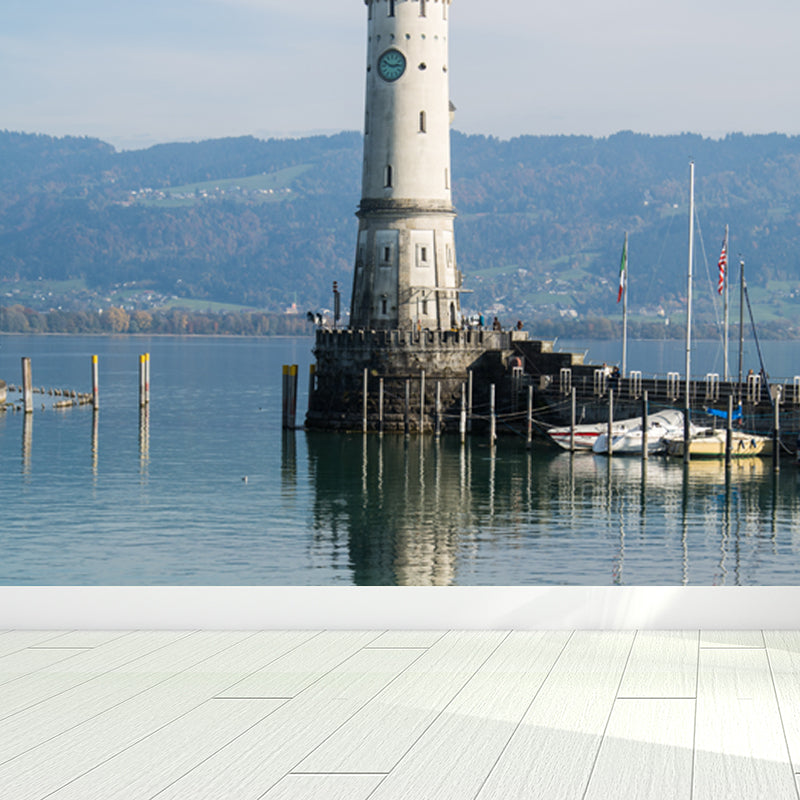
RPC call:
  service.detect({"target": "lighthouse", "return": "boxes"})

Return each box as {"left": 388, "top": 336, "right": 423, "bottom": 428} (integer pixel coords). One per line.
{"left": 307, "top": 0, "right": 535, "bottom": 433}
{"left": 350, "top": 0, "right": 460, "bottom": 332}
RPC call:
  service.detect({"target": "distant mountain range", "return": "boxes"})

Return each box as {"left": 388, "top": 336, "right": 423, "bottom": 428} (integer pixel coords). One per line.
{"left": 2, "top": 128, "right": 800, "bottom": 336}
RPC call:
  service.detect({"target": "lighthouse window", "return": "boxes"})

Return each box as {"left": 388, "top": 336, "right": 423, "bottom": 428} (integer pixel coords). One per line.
{"left": 384, "top": 165, "right": 393, "bottom": 188}
{"left": 422, "top": 299, "right": 429, "bottom": 315}
{"left": 381, "top": 298, "right": 388, "bottom": 315}
{"left": 420, "top": 0, "right": 426, "bottom": 16}
{"left": 419, "top": 111, "right": 426, "bottom": 133}
{"left": 382, "top": 246, "right": 392, "bottom": 264}
{"left": 389, "top": 0, "right": 395, "bottom": 17}
{"left": 444, "top": 168, "right": 450, "bottom": 189}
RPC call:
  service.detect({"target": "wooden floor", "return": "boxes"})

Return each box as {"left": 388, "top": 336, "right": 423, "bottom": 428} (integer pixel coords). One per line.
{"left": 2, "top": 630, "right": 800, "bottom": 799}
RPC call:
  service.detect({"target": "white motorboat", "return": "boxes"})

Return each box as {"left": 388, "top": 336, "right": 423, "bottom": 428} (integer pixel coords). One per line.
{"left": 548, "top": 409, "right": 683, "bottom": 452}
{"left": 592, "top": 409, "right": 685, "bottom": 455}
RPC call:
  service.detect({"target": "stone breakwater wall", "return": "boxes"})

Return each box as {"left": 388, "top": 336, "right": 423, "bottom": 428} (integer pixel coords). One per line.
{"left": 307, "top": 328, "right": 522, "bottom": 432}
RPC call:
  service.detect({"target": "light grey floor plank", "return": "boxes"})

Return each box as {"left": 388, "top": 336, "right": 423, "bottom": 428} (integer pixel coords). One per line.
{"left": 693, "top": 647, "right": 797, "bottom": 799}
{"left": 0, "top": 647, "right": 90, "bottom": 688}
{"left": 218, "top": 631, "right": 380, "bottom": 698}
{"left": 475, "top": 631, "right": 636, "bottom": 800}
{"left": 39, "top": 631, "right": 130, "bottom": 648}
{"left": 294, "top": 631, "right": 508, "bottom": 774}
{"left": 363, "top": 631, "right": 572, "bottom": 800}
{"left": 700, "top": 630, "right": 765, "bottom": 648}
{"left": 0, "top": 631, "right": 193, "bottom": 722}
{"left": 0, "top": 631, "right": 315, "bottom": 790}
{"left": 0, "top": 631, "right": 251, "bottom": 765}
{"left": 152, "top": 647, "right": 424, "bottom": 800}
{"left": 618, "top": 631, "right": 698, "bottom": 698}
{"left": 43, "top": 699, "right": 287, "bottom": 800}
{"left": 364, "top": 631, "right": 445, "bottom": 649}
{"left": 765, "top": 631, "right": 800, "bottom": 774}
{"left": 261, "top": 774, "right": 383, "bottom": 800}
{"left": 583, "top": 699, "right": 695, "bottom": 800}
{"left": 0, "top": 631, "right": 72, "bottom": 658}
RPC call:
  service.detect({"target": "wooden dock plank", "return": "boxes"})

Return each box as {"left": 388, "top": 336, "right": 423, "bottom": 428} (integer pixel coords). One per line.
{"left": 362, "top": 631, "right": 571, "bottom": 800}
{"left": 217, "top": 631, "right": 380, "bottom": 698}
{"left": 0, "top": 631, "right": 193, "bottom": 722}
{"left": 43, "top": 699, "right": 287, "bottom": 800}
{"left": 618, "top": 631, "right": 698, "bottom": 698}
{"left": 700, "top": 631, "right": 765, "bottom": 648}
{"left": 474, "top": 631, "right": 635, "bottom": 800}
{"left": 0, "top": 632, "right": 314, "bottom": 776}
{"left": 764, "top": 631, "right": 800, "bottom": 773}
{"left": 583, "top": 699, "right": 695, "bottom": 800}
{"left": 293, "top": 631, "right": 508, "bottom": 774}
{"left": 151, "top": 648, "right": 424, "bottom": 800}
{"left": 693, "top": 647, "right": 797, "bottom": 799}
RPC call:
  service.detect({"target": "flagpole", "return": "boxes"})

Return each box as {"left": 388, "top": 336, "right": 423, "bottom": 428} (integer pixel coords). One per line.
{"left": 723, "top": 224, "right": 729, "bottom": 381}
{"left": 622, "top": 231, "right": 628, "bottom": 379}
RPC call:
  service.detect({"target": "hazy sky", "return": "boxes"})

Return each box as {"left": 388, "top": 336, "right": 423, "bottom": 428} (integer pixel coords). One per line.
{"left": 2, "top": 0, "right": 798, "bottom": 150}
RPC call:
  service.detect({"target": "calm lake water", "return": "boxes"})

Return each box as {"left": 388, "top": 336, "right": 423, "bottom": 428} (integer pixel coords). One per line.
{"left": 1, "top": 334, "right": 799, "bottom": 586}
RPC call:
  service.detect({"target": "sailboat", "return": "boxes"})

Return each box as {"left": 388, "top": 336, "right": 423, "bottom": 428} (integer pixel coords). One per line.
{"left": 663, "top": 169, "right": 773, "bottom": 459}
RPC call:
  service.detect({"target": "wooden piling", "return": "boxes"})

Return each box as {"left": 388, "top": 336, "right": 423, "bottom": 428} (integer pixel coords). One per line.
{"left": 641, "top": 390, "right": 649, "bottom": 460}
{"left": 460, "top": 383, "right": 467, "bottom": 444}
{"left": 404, "top": 379, "right": 411, "bottom": 436}
{"left": 570, "top": 386, "right": 576, "bottom": 452}
{"left": 489, "top": 383, "right": 496, "bottom": 445}
{"left": 92, "top": 355, "right": 99, "bottom": 411}
{"left": 526, "top": 384, "right": 533, "bottom": 449}
{"left": 467, "top": 370, "right": 473, "bottom": 434}
{"left": 435, "top": 381, "right": 442, "bottom": 438}
{"left": 21, "top": 357, "right": 33, "bottom": 414}
{"left": 420, "top": 369, "right": 426, "bottom": 433}
{"left": 378, "top": 377, "right": 384, "bottom": 435}
{"left": 139, "top": 355, "right": 146, "bottom": 408}
{"left": 607, "top": 388, "right": 614, "bottom": 458}
{"left": 281, "top": 364, "right": 298, "bottom": 430}
{"left": 725, "top": 394, "right": 733, "bottom": 466}
{"left": 773, "top": 390, "right": 780, "bottom": 472}
{"left": 144, "top": 353, "right": 150, "bottom": 405}
{"left": 362, "top": 367, "right": 368, "bottom": 433}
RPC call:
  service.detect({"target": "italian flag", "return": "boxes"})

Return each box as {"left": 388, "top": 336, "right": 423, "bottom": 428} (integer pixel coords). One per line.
{"left": 617, "top": 234, "right": 627, "bottom": 303}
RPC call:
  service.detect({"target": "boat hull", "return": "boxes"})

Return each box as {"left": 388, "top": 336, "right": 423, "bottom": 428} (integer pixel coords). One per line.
{"left": 665, "top": 430, "right": 773, "bottom": 458}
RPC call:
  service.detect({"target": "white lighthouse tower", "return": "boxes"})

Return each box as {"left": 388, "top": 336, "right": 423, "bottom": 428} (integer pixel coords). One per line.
{"left": 350, "top": 0, "right": 460, "bottom": 332}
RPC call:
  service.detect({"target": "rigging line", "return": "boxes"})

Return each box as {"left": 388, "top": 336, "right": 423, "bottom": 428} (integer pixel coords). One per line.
{"left": 693, "top": 208, "right": 725, "bottom": 356}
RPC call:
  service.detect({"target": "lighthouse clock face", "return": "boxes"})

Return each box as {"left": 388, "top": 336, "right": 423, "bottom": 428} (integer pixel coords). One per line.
{"left": 378, "top": 49, "right": 406, "bottom": 82}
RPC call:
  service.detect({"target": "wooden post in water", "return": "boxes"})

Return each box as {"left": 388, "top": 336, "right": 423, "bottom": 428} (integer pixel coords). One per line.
{"left": 144, "top": 353, "right": 150, "bottom": 405}
{"left": 378, "top": 377, "right": 384, "bottom": 435}
{"left": 460, "top": 383, "right": 467, "bottom": 444}
{"left": 139, "top": 355, "right": 146, "bottom": 408}
{"left": 526, "top": 384, "right": 533, "bottom": 449}
{"left": 281, "top": 364, "right": 298, "bottom": 430}
{"left": 435, "top": 381, "right": 442, "bottom": 438}
{"left": 467, "top": 370, "right": 473, "bottom": 434}
{"left": 489, "top": 383, "right": 496, "bottom": 445}
{"left": 307, "top": 364, "right": 316, "bottom": 414}
{"left": 725, "top": 393, "right": 733, "bottom": 466}
{"left": 404, "top": 379, "right": 410, "bottom": 436}
{"left": 641, "top": 390, "right": 649, "bottom": 461}
{"left": 570, "top": 386, "right": 576, "bottom": 452}
{"left": 21, "top": 357, "right": 33, "bottom": 414}
{"left": 362, "top": 367, "right": 368, "bottom": 433}
{"left": 420, "top": 369, "right": 426, "bottom": 433}
{"left": 773, "top": 389, "right": 781, "bottom": 472}
{"left": 607, "top": 388, "right": 614, "bottom": 457}
{"left": 91, "top": 355, "right": 99, "bottom": 411}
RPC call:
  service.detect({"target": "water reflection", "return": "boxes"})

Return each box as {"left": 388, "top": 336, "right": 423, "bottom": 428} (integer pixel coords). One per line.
{"left": 304, "top": 434, "right": 800, "bottom": 586}
{"left": 22, "top": 413, "right": 33, "bottom": 477}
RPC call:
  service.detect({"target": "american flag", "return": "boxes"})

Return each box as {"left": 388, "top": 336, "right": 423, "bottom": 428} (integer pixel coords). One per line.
{"left": 717, "top": 237, "right": 728, "bottom": 295}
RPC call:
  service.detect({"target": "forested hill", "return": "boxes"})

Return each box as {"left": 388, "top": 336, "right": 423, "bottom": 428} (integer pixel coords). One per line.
{"left": 2, "top": 128, "right": 800, "bottom": 334}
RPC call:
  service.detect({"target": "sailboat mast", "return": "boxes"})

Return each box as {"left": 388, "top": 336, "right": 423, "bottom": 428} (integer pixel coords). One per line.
{"left": 738, "top": 258, "right": 744, "bottom": 401}
{"left": 684, "top": 162, "right": 695, "bottom": 460}
{"left": 723, "top": 224, "right": 729, "bottom": 381}
{"left": 622, "top": 232, "right": 628, "bottom": 379}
